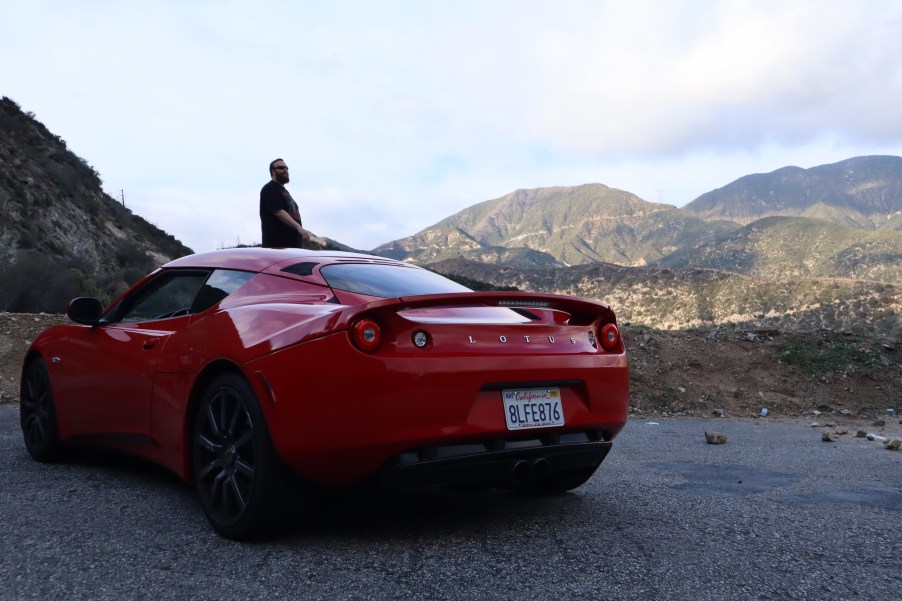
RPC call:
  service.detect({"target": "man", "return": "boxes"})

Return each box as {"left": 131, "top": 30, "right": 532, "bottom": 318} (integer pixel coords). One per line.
{"left": 259, "top": 158, "right": 313, "bottom": 248}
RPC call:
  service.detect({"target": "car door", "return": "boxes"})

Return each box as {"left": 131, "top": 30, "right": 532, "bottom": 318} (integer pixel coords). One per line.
{"left": 54, "top": 270, "right": 209, "bottom": 438}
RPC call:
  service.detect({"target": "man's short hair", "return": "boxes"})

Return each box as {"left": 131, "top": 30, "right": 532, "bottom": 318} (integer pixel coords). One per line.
{"left": 269, "top": 158, "right": 285, "bottom": 175}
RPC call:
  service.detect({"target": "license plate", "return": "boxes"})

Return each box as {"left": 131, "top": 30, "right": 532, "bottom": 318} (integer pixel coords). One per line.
{"left": 502, "top": 388, "right": 564, "bottom": 431}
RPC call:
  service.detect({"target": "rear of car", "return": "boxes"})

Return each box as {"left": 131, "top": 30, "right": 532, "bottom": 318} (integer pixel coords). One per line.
{"left": 19, "top": 247, "right": 628, "bottom": 539}
{"left": 241, "top": 259, "right": 629, "bottom": 492}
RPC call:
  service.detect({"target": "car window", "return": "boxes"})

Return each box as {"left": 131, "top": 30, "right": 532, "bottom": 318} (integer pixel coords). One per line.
{"left": 191, "top": 269, "right": 255, "bottom": 314}
{"left": 113, "top": 269, "right": 256, "bottom": 323}
{"left": 118, "top": 271, "right": 209, "bottom": 323}
{"left": 320, "top": 264, "right": 470, "bottom": 298}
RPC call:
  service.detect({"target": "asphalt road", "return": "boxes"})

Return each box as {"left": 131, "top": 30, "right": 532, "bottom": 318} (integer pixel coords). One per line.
{"left": 1, "top": 405, "right": 900, "bottom": 601}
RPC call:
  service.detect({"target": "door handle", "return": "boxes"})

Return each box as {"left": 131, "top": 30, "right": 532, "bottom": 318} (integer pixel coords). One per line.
{"left": 143, "top": 337, "right": 161, "bottom": 350}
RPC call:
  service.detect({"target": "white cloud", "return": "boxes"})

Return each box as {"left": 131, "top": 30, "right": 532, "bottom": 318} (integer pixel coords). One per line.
{"left": 528, "top": 1, "right": 902, "bottom": 155}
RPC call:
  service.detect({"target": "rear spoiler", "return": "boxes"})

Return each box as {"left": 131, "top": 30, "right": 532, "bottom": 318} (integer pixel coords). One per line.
{"left": 355, "top": 292, "right": 615, "bottom": 327}
{"left": 232, "top": 292, "right": 616, "bottom": 355}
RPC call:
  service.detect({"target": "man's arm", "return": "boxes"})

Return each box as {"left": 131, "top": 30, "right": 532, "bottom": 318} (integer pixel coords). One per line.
{"left": 273, "top": 209, "right": 312, "bottom": 241}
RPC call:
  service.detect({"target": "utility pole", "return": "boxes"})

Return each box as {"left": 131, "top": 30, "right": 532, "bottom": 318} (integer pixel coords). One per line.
{"left": 119, "top": 189, "right": 125, "bottom": 207}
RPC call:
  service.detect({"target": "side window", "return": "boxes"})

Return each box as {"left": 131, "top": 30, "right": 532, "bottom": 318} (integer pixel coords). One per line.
{"left": 119, "top": 272, "right": 209, "bottom": 323}
{"left": 191, "top": 269, "right": 255, "bottom": 314}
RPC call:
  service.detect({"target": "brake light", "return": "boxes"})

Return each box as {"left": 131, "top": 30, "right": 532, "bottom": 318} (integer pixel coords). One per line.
{"left": 350, "top": 318, "right": 382, "bottom": 352}
{"left": 599, "top": 323, "right": 621, "bottom": 352}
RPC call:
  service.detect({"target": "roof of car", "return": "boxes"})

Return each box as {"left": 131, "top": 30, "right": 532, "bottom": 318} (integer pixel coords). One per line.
{"left": 162, "top": 247, "right": 402, "bottom": 272}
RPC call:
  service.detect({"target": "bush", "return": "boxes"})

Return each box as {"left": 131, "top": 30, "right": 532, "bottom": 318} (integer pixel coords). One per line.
{"left": 0, "top": 253, "right": 112, "bottom": 313}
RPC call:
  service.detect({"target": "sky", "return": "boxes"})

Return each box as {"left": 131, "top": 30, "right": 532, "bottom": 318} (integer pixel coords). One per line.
{"left": 3, "top": 0, "right": 902, "bottom": 253}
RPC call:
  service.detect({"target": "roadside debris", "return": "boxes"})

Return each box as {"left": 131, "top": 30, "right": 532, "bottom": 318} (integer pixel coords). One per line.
{"left": 705, "top": 431, "right": 727, "bottom": 444}
{"left": 884, "top": 439, "right": 901, "bottom": 451}
{"left": 821, "top": 431, "right": 833, "bottom": 442}
{"left": 866, "top": 433, "right": 887, "bottom": 441}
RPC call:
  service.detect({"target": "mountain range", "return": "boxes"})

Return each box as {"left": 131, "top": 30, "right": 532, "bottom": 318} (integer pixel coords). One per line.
{"left": 1, "top": 96, "right": 899, "bottom": 337}
{"left": 374, "top": 156, "right": 902, "bottom": 280}
{"left": 372, "top": 156, "right": 902, "bottom": 338}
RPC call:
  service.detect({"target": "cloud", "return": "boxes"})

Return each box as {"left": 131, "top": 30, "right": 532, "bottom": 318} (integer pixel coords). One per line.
{"left": 528, "top": 1, "right": 902, "bottom": 155}
{"left": 3, "top": 0, "right": 902, "bottom": 253}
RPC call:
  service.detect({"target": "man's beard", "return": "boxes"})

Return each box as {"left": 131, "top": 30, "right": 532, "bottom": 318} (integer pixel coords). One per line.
{"left": 276, "top": 172, "right": 290, "bottom": 184}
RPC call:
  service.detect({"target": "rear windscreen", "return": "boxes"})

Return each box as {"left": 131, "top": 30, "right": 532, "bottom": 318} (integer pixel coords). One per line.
{"left": 320, "top": 264, "right": 470, "bottom": 298}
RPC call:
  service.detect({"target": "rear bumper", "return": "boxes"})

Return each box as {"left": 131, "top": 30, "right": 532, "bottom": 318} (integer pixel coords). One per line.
{"left": 246, "top": 332, "right": 629, "bottom": 487}
{"left": 380, "top": 429, "right": 612, "bottom": 491}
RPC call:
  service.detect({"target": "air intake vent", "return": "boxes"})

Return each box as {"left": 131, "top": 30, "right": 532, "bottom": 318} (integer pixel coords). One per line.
{"left": 281, "top": 262, "right": 319, "bottom": 276}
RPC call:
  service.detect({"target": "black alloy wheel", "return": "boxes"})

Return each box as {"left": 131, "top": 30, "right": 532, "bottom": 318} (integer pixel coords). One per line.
{"left": 20, "top": 358, "right": 62, "bottom": 462}
{"left": 192, "top": 373, "right": 287, "bottom": 540}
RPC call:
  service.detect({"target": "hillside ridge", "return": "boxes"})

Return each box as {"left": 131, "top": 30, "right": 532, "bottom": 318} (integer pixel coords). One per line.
{"left": 376, "top": 156, "right": 902, "bottom": 272}
{"left": 0, "top": 97, "right": 193, "bottom": 311}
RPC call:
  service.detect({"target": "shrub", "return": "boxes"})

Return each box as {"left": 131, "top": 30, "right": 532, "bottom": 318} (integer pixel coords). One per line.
{"left": 0, "top": 253, "right": 87, "bottom": 313}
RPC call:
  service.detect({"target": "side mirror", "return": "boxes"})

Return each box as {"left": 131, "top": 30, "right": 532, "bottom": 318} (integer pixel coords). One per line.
{"left": 67, "top": 297, "right": 104, "bottom": 325}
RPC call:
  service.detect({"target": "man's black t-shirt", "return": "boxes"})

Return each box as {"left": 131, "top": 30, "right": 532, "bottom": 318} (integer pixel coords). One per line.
{"left": 259, "top": 180, "right": 303, "bottom": 248}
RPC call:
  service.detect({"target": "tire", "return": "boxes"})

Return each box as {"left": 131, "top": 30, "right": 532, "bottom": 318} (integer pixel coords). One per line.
{"left": 20, "top": 358, "right": 63, "bottom": 462}
{"left": 521, "top": 466, "right": 598, "bottom": 495}
{"left": 192, "top": 373, "right": 295, "bottom": 540}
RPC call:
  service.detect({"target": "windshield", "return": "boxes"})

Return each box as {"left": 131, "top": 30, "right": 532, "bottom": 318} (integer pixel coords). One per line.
{"left": 320, "top": 263, "right": 470, "bottom": 298}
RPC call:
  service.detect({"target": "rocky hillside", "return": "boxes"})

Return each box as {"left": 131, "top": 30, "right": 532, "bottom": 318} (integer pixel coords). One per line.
{"left": 432, "top": 258, "right": 902, "bottom": 340}
{"left": 374, "top": 157, "right": 902, "bottom": 281}
{"left": 374, "top": 157, "right": 902, "bottom": 338}
{"left": 374, "top": 184, "right": 740, "bottom": 268}
{"left": 683, "top": 155, "right": 902, "bottom": 229}
{"left": 653, "top": 216, "right": 902, "bottom": 282}
{"left": 0, "top": 97, "right": 193, "bottom": 311}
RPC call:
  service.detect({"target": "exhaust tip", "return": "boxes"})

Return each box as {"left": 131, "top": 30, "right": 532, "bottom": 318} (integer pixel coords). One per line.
{"left": 530, "top": 457, "right": 549, "bottom": 480}
{"left": 507, "top": 460, "right": 531, "bottom": 484}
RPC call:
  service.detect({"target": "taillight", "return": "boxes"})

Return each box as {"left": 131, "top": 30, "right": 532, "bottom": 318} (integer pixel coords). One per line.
{"left": 599, "top": 323, "right": 621, "bottom": 352}
{"left": 350, "top": 318, "right": 382, "bottom": 352}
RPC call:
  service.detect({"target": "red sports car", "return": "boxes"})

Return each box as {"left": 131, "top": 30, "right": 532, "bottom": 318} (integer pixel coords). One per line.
{"left": 20, "top": 248, "right": 629, "bottom": 539}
